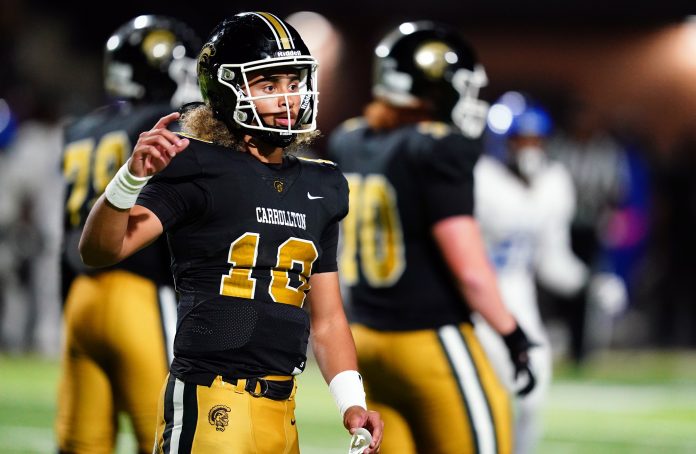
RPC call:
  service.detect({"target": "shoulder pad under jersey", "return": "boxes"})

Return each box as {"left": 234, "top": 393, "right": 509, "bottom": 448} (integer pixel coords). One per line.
{"left": 176, "top": 131, "right": 213, "bottom": 143}
{"left": 412, "top": 122, "right": 481, "bottom": 162}
{"left": 415, "top": 121, "right": 455, "bottom": 139}
{"left": 150, "top": 137, "right": 208, "bottom": 181}
{"left": 336, "top": 117, "right": 366, "bottom": 133}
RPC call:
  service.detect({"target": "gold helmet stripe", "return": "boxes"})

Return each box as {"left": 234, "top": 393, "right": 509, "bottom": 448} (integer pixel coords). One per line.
{"left": 255, "top": 12, "right": 294, "bottom": 50}
{"left": 240, "top": 12, "right": 284, "bottom": 49}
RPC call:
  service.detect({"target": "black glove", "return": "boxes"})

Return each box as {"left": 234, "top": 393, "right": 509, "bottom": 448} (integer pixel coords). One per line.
{"left": 502, "top": 324, "right": 537, "bottom": 397}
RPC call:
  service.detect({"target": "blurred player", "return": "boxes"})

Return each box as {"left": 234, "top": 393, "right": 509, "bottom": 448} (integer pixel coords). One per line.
{"left": 78, "top": 12, "right": 382, "bottom": 453}
{"left": 57, "top": 15, "right": 201, "bottom": 454}
{"left": 0, "top": 98, "right": 20, "bottom": 348}
{"left": 547, "top": 102, "right": 630, "bottom": 361}
{"left": 474, "top": 92, "right": 588, "bottom": 454}
{"left": 330, "top": 22, "right": 536, "bottom": 454}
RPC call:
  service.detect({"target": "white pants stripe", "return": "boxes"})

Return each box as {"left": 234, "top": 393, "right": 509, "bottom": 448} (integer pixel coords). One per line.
{"left": 169, "top": 377, "right": 185, "bottom": 453}
{"left": 438, "top": 325, "right": 496, "bottom": 454}
{"left": 158, "top": 286, "right": 178, "bottom": 365}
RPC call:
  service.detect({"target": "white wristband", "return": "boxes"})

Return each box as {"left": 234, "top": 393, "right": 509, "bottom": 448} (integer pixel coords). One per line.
{"left": 104, "top": 160, "right": 152, "bottom": 210}
{"left": 329, "top": 370, "right": 367, "bottom": 417}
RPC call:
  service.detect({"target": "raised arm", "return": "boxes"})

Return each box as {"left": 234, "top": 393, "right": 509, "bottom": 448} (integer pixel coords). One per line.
{"left": 79, "top": 112, "right": 189, "bottom": 267}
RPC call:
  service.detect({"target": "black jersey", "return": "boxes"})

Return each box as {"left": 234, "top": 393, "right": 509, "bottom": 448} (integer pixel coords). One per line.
{"left": 329, "top": 119, "right": 480, "bottom": 331}
{"left": 137, "top": 138, "right": 349, "bottom": 384}
{"left": 61, "top": 102, "right": 174, "bottom": 294}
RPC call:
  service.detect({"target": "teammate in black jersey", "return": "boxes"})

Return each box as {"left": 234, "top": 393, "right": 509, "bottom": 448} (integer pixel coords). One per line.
{"left": 329, "top": 22, "right": 536, "bottom": 454}
{"left": 57, "top": 16, "right": 200, "bottom": 454}
{"left": 79, "top": 12, "right": 382, "bottom": 454}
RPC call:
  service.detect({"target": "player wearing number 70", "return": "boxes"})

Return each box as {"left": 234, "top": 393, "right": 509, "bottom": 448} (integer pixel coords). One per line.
{"left": 79, "top": 12, "right": 383, "bottom": 454}
{"left": 329, "top": 21, "right": 536, "bottom": 454}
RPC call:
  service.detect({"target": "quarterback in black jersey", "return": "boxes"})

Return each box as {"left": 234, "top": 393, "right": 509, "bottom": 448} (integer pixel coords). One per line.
{"left": 79, "top": 12, "right": 382, "bottom": 454}
{"left": 329, "top": 22, "right": 536, "bottom": 454}
{"left": 57, "top": 16, "right": 200, "bottom": 454}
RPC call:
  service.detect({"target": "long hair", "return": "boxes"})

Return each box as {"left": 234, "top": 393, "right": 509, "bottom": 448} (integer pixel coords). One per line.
{"left": 180, "top": 104, "right": 320, "bottom": 152}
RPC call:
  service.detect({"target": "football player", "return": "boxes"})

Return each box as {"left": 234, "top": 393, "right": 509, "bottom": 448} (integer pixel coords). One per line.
{"left": 474, "top": 93, "right": 588, "bottom": 454}
{"left": 78, "top": 12, "right": 383, "bottom": 454}
{"left": 57, "top": 15, "right": 201, "bottom": 454}
{"left": 329, "top": 22, "right": 535, "bottom": 454}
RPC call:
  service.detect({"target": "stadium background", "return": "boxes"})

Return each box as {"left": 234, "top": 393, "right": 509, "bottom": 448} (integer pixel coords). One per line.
{"left": 1, "top": 0, "right": 696, "bottom": 452}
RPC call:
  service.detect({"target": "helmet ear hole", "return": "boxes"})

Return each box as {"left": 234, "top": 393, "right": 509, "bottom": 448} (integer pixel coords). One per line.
{"left": 220, "top": 68, "right": 235, "bottom": 81}
{"left": 234, "top": 111, "right": 248, "bottom": 122}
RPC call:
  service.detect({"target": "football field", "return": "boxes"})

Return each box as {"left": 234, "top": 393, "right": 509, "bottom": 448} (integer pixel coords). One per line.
{"left": 1, "top": 351, "right": 695, "bottom": 453}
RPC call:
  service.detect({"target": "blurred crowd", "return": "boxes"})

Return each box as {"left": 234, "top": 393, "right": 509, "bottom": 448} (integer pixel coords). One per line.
{"left": 1, "top": 6, "right": 696, "bottom": 365}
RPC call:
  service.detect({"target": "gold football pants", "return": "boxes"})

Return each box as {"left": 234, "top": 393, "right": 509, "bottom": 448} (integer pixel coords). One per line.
{"left": 154, "top": 375, "right": 299, "bottom": 454}
{"left": 56, "top": 271, "right": 177, "bottom": 454}
{"left": 352, "top": 323, "right": 513, "bottom": 454}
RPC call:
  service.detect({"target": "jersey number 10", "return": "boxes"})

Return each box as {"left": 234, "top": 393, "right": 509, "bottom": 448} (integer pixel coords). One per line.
{"left": 220, "top": 233, "right": 318, "bottom": 307}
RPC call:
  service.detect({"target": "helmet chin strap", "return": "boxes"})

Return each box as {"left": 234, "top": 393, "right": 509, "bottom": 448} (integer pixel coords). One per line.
{"left": 222, "top": 109, "right": 297, "bottom": 148}
{"left": 249, "top": 116, "right": 297, "bottom": 148}
{"left": 252, "top": 128, "right": 296, "bottom": 148}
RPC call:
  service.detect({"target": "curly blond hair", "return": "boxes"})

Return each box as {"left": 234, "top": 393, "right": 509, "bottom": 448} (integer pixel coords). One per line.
{"left": 180, "top": 104, "right": 320, "bottom": 152}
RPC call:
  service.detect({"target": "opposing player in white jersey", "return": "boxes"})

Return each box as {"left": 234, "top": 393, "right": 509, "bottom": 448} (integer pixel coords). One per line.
{"left": 473, "top": 92, "right": 588, "bottom": 454}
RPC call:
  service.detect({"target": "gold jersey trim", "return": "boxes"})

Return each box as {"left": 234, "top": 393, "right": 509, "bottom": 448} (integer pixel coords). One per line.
{"left": 177, "top": 131, "right": 213, "bottom": 144}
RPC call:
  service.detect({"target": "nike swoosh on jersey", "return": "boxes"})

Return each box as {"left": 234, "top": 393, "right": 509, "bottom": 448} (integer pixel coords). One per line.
{"left": 307, "top": 192, "right": 323, "bottom": 200}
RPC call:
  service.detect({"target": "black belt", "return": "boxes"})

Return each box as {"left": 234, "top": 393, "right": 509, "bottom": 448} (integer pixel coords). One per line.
{"left": 227, "top": 376, "right": 295, "bottom": 401}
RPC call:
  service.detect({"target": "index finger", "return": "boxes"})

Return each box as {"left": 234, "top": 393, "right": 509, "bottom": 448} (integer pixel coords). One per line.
{"left": 153, "top": 112, "right": 181, "bottom": 130}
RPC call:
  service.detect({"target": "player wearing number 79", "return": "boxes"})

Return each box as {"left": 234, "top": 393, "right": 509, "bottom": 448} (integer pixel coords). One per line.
{"left": 58, "top": 15, "right": 200, "bottom": 454}
{"left": 79, "top": 12, "right": 383, "bottom": 454}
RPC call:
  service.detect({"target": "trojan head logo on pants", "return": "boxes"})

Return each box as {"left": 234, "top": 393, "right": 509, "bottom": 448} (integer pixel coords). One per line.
{"left": 208, "top": 405, "right": 231, "bottom": 432}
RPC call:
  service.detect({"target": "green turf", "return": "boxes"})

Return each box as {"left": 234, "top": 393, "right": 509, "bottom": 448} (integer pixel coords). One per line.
{"left": 1, "top": 351, "right": 696, "bottom": 453}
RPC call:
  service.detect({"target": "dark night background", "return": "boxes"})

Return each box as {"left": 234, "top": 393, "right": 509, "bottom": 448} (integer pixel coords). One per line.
{"left": 3, "top": 0, "right": 696, "bottom": 350}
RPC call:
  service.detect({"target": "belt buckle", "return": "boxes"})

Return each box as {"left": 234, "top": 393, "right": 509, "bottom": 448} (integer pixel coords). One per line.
{"left": 246, "top": 378, "right": 269, "bottom": 398}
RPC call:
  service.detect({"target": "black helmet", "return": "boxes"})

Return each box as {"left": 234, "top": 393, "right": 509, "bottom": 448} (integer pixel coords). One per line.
{"left": 373, "top": 21, "right": 488, "bottom": 138}
{"left": 197, "top": 12, "right": 319, "bottom": 147}
{"left": 104, "top": 15, "right": 202, "bottom": 107}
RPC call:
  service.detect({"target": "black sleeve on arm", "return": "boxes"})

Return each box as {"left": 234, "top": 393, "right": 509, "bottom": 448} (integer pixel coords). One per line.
{"left": 313, "top": 170, "right": 349, "bottom": 274}
{"left": 135, "top": 149, "right": 208, "bottom": 230}
{"left": 314, "top": 220, "right": 340, "bottom": 273}
{"left": 137, "top": 180, "right": 207, "bottom": 230}
{"left": 416, "top": 133, "right": 480, "bottom": 224}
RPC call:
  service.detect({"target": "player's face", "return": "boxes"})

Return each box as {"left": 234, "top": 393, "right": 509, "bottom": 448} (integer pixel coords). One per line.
{"left": 508, "top": 134, "right": 548, "bottom": 180}
{"left": 245, "top": 69, "right": 302, "bottom": 128}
